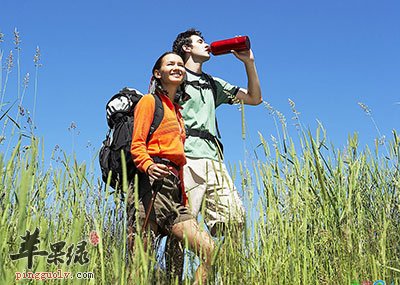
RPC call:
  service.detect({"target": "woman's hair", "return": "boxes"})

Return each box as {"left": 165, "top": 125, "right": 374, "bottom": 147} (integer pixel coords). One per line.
{"left": 149, "top": 51, "right": 186, "bottom": 102}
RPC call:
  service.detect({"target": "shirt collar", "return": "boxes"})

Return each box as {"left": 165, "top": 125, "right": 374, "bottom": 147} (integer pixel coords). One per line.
{"left": 185, "top": 67, "right": 203, "bottom": 77}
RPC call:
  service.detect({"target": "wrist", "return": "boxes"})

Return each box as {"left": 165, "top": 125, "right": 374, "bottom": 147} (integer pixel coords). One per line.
{"left": 142, "top": 159, "right": 155, "bottom": 174}
{"left": 146, "top": 163, "right": 155, "bottom": 175}
{"left": 243, "top": 58, "right": 255, "bottom": 65}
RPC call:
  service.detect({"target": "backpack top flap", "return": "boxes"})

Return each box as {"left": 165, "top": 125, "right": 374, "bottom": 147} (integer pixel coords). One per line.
{"left": 106, "top": 88, "right": 143, "bottom": 128}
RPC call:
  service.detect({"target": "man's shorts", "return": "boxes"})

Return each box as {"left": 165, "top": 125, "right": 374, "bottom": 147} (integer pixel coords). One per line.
{"left": 127, "top": 172, "right": 193, "bottom": 236}
{"left": 183, "top": 157, "right": 245, "bottom": 234}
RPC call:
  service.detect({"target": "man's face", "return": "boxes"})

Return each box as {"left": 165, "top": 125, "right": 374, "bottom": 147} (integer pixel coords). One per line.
{"left": 187, "top": 35, "right": 210, "bottom": 61}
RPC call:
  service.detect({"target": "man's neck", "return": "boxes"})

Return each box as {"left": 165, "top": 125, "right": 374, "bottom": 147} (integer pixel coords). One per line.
{"left": 185, "top": 58, "right": 203, "bottom": 74}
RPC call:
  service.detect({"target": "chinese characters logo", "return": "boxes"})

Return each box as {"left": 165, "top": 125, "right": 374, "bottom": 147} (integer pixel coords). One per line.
{"left": 10, "top": 228, "right": 91, "bottom": 269}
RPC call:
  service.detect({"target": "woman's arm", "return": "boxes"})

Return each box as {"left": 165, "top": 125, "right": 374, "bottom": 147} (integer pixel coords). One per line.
{"left": 130, "top": 95, "right": 156, "bottom": 173}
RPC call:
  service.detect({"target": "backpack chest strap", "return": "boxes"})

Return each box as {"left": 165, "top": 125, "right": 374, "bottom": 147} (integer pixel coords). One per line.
{"left": 186, "top": 127, "right": 215, "bottom": 142}
{"left": 186, "top": 127, "right": 224, "bottom": 156}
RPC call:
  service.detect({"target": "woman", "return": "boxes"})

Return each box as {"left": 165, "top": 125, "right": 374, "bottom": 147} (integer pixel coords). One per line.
{"left": 130, "top": 51, "right": 214, "bottom": 284}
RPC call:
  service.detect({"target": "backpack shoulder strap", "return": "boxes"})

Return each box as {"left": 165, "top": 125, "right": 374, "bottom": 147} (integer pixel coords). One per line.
{"left": 203, "top": 72, "right": 222, "bottom": 139}
{"left": 203, "top": 73, "right": 217, "bottom": 106}
{"left": 147, "top": 93, "right": 164, "bottom": 142}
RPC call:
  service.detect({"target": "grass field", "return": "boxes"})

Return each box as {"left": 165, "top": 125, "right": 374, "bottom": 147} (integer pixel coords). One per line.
{"left": 1, "top": 127, "right": 399, "bottom": 284}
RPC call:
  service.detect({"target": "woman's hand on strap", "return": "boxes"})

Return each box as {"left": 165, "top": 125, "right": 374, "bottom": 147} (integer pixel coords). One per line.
{"left": 147, "top": 163, "right": 170, "bottom": 180}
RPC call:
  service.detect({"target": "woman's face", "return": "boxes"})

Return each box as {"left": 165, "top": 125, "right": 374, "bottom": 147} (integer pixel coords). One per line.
{"left": 154, "top": 53, "right": 185, "bottom": 87}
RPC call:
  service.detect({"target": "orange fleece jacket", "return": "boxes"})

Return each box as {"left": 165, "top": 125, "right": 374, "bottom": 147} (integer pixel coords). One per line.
{"left": 130, "top": 93, "right": 186, "bottom": 174}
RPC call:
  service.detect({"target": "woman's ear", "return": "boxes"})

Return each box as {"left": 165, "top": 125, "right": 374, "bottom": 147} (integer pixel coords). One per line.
{"left": 153, "top": 69, "right": 161, "bottom": 79}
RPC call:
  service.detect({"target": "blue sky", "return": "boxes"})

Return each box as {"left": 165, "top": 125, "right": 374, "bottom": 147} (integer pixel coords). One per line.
{"left": 1, "top": 0, "right": 399, "bottom": 170}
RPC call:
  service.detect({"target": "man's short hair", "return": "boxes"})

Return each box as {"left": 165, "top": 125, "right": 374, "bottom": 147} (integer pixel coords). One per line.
{"left": 172, "top": 29, "right": 204, "bottom": 61}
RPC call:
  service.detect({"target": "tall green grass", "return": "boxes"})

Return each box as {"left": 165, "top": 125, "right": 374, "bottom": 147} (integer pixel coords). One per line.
{"left": 0, "top": 127, "right": 399, "bottom": 284}
{"left": 220, "top": 127, "right": 400, "bottom": 284}
{"left": 0, "top": 137, "right": 125, "bottom": 284}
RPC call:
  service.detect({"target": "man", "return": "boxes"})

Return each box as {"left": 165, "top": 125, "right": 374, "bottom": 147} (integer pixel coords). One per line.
{"left": 165, "top": 28, "right": 262, "bottom": 281}
{"left": 173, "top": 28, "right": 262, "bottom": 234}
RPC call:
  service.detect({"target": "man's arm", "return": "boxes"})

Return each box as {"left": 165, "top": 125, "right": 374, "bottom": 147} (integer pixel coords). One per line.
{"left": 232, "top": 49, "right": 262, "bottom": 106}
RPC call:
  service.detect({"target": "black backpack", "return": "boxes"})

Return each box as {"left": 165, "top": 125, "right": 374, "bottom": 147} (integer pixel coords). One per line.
{"left": 99, "top": 87, "right": 164, "bottom": 190}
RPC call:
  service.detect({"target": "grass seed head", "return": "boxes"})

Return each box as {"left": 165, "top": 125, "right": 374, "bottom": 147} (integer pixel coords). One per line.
{"left": 13, "top": 28, "right": 21, "bottom": 49}
{"left": 68, "top": 121, "right": 77, "bottom": 131}
{"left": 276, "top": 110, "right": 286, "bottom": 127}
{"left": 263, "top": 101, "right": 275, "bottom": 115}
{"left": 23, "top": 73, "right": 30, "bottom": 87}
{"left": 18, "top": 106, "right": 25, "bottom": 117}
{"left": 34, "top": 46, "right": 41, "bottom": 67}
{"left": 358, "top": 102, "right": 371, "bottom": 115}
{"left": 288, "top": 98, "right": 300, "bottom": 116}
{"left": 6, "top": 50, "right": 14, "bottom": 71}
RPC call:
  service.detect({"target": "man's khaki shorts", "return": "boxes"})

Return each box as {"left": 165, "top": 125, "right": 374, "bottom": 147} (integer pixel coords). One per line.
{"left": 184, "top": 157, "right": 245, "bottom": 234}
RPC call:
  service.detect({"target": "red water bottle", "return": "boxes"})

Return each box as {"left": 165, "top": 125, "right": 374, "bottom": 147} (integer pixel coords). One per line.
{"left": 210, "top": 36, "right": 251, "bottom": 56}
